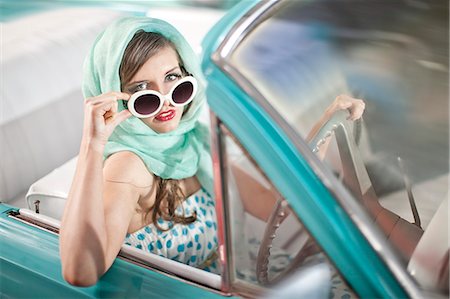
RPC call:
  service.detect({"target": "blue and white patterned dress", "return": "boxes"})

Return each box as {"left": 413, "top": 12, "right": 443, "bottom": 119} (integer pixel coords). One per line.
{"left": 124, "top": 187, "right": 220, "bottom": 273}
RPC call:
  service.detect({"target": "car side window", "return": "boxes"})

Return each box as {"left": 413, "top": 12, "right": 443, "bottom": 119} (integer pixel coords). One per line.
{"left": 228, "top": 2, "right": 448, "bottom": 294}
{"left": 217, "top": 122, "right": 357, "bottom": 298}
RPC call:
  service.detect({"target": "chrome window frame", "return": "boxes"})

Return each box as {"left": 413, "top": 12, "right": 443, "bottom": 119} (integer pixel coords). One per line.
{"left": 209, "top": 114, "right": 266, "bottom": 297}
{"left": 209, "top": 111, "right": 232, "bottom": 293}
{"left": 209, "top": 0, "right": 423, "bottom": 298}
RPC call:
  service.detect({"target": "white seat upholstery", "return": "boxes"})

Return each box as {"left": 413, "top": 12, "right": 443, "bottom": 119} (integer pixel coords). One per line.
{"left": 1, "top": 8, "right": 124, "bottom": 204}
{"left": 26, "top": 157, "right": 77, "bottom": 219}
{"left": 408, "top": 195, "right": 449, "bottom": 292}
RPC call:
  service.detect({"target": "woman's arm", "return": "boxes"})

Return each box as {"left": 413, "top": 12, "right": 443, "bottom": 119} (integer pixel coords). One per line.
{"left": 306, "top": 94, "right": 365, "bottom": 159}
{"left": 229, "top": 95, "right": 365, "bottom": 221}
{"left": 59, "top": 92, "right": 145, "bottom": 286}
{"left": 230, "top": 163, "right": 278, "bottom": 222}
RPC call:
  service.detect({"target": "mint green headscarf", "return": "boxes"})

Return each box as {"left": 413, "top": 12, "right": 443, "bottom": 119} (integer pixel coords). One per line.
{"left": 82, "top": 17, "right": 213, "bottom": 195}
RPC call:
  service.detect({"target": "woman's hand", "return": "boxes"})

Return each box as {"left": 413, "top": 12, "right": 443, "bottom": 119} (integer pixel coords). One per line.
{"left": 82, "top": 92, "right": 131, "bottom": 150}
{"left": 306, "top": 94, "right": 365, "bottom": 159}
{"left": 324, "top": 94, "right": 365, "bottom": 121}
{"left": 307, "top": 94, "right": 366, "bottom": 142}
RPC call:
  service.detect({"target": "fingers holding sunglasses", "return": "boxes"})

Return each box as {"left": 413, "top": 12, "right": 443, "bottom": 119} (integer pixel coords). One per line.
{"left": 109, "top": 109, "right": 132, "bottom": 127}
{"left": 83, "top": 92, "right": 131, "bottom": 147}
{"left": 86, "top": 92, "right": 129, "bottom": 108}
{"left": 86, "top": 93, "right": 130, "bottom": 120}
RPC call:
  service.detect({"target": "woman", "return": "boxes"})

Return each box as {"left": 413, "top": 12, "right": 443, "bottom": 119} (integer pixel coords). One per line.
{"left": 60, "top": 17, "right": 217, "bottom": 287}
{"left": 59, "top": 16, "right": 365, "bottom": 287}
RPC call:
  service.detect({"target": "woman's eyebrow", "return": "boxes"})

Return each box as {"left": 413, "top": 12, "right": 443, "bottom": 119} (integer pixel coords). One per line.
{"left": 165, "top": 66, "right": 180, "bottom": 74}
{"left": 126, "top": 80, "right": 148, "bottom": 88}
{"left": 126, "top": 66, "right": 181, "bottom": 88}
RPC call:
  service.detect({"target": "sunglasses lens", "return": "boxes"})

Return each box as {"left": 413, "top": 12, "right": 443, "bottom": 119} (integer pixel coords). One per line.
{"left": 134, "top": 94, "right": 160, "bottom": 115}
{"left": 172, "top": 81, "right": 194, "bottom": 104}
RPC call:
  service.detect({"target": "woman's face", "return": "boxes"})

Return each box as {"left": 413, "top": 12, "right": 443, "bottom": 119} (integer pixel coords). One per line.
{"left": 125, "top": 46, "right": 186, "bottom": 133}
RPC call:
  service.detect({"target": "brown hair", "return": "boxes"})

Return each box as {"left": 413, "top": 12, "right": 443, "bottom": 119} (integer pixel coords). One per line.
{"left": 119, "top": 30, "right": 196, "bottom": 231}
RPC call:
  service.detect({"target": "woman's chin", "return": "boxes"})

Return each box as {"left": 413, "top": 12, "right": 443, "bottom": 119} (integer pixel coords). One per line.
{"left": 151, "top": 122, "right": 179, "bottom": 134}
{"left": 156, "top": 127, "right": 177, "bottom": 134}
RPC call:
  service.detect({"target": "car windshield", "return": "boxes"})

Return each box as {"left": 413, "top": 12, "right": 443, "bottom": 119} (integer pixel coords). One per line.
{"left": 229, "top": 0, "right": 448, "bottom": 295}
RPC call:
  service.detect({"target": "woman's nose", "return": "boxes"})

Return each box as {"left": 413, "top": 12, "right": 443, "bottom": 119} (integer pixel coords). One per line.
{"left": 154, "top": 84, "right": 171, "bottom": 106}
{"left": 162, "top": 97, "right": 171, "bottom": 107}
{"left": 154, "top": 82, "right": 168, "bottom": 94}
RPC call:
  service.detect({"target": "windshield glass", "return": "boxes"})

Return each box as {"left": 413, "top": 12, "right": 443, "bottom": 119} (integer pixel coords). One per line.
{"left": 229, "top": 0, "right": 448, "bottom": 295}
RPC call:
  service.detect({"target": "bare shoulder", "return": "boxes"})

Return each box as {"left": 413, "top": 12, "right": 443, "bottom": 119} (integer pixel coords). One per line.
{"left": 103, "top": 151, "right": 154, "bottom": 188}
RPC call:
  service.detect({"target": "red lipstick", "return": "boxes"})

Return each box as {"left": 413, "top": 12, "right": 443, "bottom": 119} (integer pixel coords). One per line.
{"left": 155, "top": 109, "right": 175, "bottom": 122}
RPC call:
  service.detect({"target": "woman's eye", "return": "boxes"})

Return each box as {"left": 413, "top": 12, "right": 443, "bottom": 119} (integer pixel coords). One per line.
{"left": 166, "top": 73, "right": 182, "bottom": 82}
{"left": 133, "top": 82, "right": 147, "bottom": 92}
{"left": 136, "top": 82, "right": 148, "bottom": 90}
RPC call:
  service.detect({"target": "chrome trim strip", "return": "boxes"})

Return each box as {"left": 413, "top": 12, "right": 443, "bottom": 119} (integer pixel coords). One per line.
{"left": 209, "top": 0, "right": 422, "bottom": 298}
{"left": 120, "top": 245, "right": 222, "bottom": 291}
{"left": 19, "top": 208, "right": 61, "bottom": 229}
{"left": 209, "top": 110, "right": 231, "bottom": 291}
{"left": 215, "top": 0, "right": 279, "bottom": 59}
{"left": 8, "top": 209, "right": 59, "bottom": 236}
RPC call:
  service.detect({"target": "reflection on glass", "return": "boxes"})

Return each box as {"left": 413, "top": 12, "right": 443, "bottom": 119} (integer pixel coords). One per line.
{"left": 230, "top": 0, "right": 448, "bottom": 295}
{"left": 220, "top": 125, "right": 356, "bottom": 298}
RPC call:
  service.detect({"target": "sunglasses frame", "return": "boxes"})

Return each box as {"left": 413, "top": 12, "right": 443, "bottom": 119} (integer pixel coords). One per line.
{"left": 127, "top": 76, "right": 198, "bottom": 118}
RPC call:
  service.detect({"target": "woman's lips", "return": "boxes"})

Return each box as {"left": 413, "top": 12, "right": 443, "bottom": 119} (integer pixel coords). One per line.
{"left": 155, "top": 109, "right": 176, "bottom": 121}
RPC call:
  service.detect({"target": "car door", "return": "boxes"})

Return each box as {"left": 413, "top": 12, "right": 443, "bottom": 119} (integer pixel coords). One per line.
{"left": 202, "top": 0, "right": 448, "bottom": 298}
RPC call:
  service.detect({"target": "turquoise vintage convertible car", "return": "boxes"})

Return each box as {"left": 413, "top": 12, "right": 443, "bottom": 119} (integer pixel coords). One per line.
{"left": 1, "top": 0, "right": 448, "bottom": 298}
